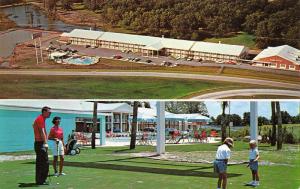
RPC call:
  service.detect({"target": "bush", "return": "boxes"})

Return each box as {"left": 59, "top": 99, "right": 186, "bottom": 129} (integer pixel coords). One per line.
{"left": 230, "top": 126, "right": 249, "bottom": 141}
{"left": 283, "top": 127, "right": 298, "bottom": 144}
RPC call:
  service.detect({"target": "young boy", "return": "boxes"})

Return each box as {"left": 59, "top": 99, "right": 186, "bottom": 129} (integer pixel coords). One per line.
{"left": 214, "top": 137, "right": 234, "bottom": 189}
{"left": 247, "top": 140, "right": 260, "bottom": 186}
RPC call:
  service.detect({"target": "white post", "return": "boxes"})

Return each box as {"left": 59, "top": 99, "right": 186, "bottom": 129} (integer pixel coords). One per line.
{"left": 120, "top": 113, "right": 123, "bottom": 133}
{"left": 39, "top": 37, "right": 43, "bottom": 63}
{"left": 250, "top": 101, "right": 258, "bottom": 142}
{"left": 111, "top": 113, "right": 114, "bottom": 133}
{"left": 34, "top": 40, "right": 39, "bottom": 64}
{"left": 156, "top": 101, "right": 165, "bottom": 155}
{"left": 128, "top": 116, "right": 131, "bottom": 133}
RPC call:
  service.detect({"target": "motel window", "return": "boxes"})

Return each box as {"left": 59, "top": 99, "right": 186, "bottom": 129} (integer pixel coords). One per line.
{"left": 280, "top": 64, "right": 286, "bottom": 69}
{"left": 289, "top": 65, "right": 295, "bottom": 70}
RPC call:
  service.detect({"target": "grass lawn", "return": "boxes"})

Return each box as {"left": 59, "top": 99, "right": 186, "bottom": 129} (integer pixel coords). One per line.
{"left": 0, "top": 74, "right": 264, "bottom": 99}
{"left": 204, "top": 32, "right": 256, "bottom": 49}
{"left": 0, "top": 142, "right": 299, "bottom": 189}
{"left": 17, "top": 58, "right": 300, "bottom": 84}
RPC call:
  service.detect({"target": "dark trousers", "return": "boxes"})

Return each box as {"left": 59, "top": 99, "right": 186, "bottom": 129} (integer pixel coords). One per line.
{"left": 34, "top": 141, "right": 49, "bottom": 184}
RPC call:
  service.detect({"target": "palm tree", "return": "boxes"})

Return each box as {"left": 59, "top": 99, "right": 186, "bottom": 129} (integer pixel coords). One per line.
{"left": 220, "top": 101, "right": 229, "bottom": 142}
{"left": 276, "top": 102, "right": 283, "bottom": 150}
{"left": 91, "top": 101, "right": 97, "bottom": 149}
{"left": 130, "top": 101, "right": 139, "bottom": 149}
{"left": 129, "top": 101, "right": 150, "bottom": 149}
{"left": 270, "top": 102, "right": 277, "bottom": 146}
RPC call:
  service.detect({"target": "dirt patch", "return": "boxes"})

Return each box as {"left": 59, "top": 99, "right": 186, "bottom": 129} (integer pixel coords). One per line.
{"left": 114, "top": 151, "right": 295, "bottom": 167}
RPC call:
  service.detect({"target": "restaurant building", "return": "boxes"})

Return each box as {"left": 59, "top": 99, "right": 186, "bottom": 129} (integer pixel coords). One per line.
{"left": 253, "top": 45, "right": 300, "bottom": 71}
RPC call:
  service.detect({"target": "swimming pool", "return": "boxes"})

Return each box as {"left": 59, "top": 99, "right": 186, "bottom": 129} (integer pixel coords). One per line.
{"left": 63, "top": 57, "right": 98, "bottom": 65}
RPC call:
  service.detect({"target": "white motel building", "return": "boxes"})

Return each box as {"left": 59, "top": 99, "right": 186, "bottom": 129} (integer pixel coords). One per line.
{"left": 61, "top": 29, "right": 248, "bottom": 62}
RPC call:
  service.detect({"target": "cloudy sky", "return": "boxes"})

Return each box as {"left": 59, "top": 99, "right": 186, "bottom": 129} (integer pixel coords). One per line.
{"left": 149, "top": 101, "right": 300, "bottom": 118}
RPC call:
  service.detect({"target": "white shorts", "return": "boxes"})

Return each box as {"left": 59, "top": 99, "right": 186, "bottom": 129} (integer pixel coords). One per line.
{"left": 52, "top": 140, "right": 64, "bottom": 156}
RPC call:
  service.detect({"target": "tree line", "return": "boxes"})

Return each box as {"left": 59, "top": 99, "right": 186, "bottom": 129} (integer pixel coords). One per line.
{"left": 76, "top": 0, "right": 299, "bottom": 49}
{"left": 211, "top": 111, "right": 300, "bottom": 127}
{"left": 0, "top": 0, "right": 23, "bottom": 5}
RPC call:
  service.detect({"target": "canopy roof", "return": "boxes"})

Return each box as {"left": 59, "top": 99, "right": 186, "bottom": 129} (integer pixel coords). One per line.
{"left": 66, "top": 29, "right": 104, "bottom": 40}
{"left": 136, "top": 108, "right": 210, "bottom": 122}
{"left": 191, "top": 42, "right": 247, "bottom": 56}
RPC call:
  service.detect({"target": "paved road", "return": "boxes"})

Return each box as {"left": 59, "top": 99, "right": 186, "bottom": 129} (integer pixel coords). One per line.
{"left": 193, "top": 89, "right": 300, "bottom": 99}
{"left": 0, "top": 70, "right": 299, "bottom": 91}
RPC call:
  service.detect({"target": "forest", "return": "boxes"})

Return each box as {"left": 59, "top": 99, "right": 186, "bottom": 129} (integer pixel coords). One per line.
{"left": 2, "top": 0, "right": 299, "bottom": 48}
{"left": 80, "top": 0, "right": 300, "bottom": 48}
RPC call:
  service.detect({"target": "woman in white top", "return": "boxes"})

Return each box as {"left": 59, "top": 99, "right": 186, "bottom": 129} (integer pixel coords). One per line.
{"left": 214, "top": 137, "right": 234, "bottom": 189}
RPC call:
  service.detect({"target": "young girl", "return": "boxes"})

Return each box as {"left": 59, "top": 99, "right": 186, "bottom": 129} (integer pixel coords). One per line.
{"left": 214, "top": 137, "right": 234, "bottom": 189}
{"left": 247, "top": 140, "right": 260, "bottom": 186}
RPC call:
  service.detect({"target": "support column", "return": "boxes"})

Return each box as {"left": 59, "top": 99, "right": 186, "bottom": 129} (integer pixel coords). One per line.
{"left": 100, "top": 115, "right": 106, "bottom": 146}
{"left": 111, "top": 114, "right": 114, "bottom": 133}
{"left": 128, "top": 115, "right": 131, "bottom": 133}
{"left": 120, "top": 113, "right": 123, "bottom": 133}
{"left": 250, "top": 101, "right": 258, "bottom": 142}
{"left": 156, "top": 101, "right": 165, "bottom": 155}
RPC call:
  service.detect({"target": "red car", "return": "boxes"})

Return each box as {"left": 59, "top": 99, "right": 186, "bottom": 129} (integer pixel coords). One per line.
{"left": 225, "top": 61, "right": 237, "bottom": 65}
{"left": 113, "top": 55, "right": 123, "bottom": 59}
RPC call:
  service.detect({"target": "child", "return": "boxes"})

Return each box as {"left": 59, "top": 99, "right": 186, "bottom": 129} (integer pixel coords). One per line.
{"left": 247, "top": 140, "right": 260, "bottom": 186}
{"left": 214, "top": 137, "right": 234, "bottom": 189}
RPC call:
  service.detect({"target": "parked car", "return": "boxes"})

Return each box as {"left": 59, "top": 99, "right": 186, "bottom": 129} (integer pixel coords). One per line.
{"left": 71, "top": 49, "right": 78, "bottom": 53}
{"left": 134, "top": 58, "right": 141, "bottom": 62}
{"left": 163, "top": 62, "right": 172, "bottom": 66}
{"left": 127, "top": 57, "right": 134, "bottom": 61}
{"left": 113, "top": 55, "right": 123, "bottom": 59}
{"left": 26, "top": 44, "right": 35, "bottom": 48}
{"left": 225, "top": 60, "right": 237, "bottom": 65}
{"left": 66, "top": 42, "right": 71, "bottom": 45}
{"left": 216, "top": 60, "right": 223, "bottom": 64}
{"left": 85, "top": 45, "right": 91, "bottom": 48}
{"left": 187, "top": 57, "right": 193, "bottom": 61}
{"left": 146, "top": 59, "right": 152, "bottom": 63}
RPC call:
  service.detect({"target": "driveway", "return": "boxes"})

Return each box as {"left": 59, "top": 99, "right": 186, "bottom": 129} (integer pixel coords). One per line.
{"left": 193, "top": 89, "right": 300, "bottom": 99}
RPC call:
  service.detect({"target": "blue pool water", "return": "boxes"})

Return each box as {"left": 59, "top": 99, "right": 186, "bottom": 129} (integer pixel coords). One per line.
{"left": 0, "top": 109, "right": 102, "bottom": 152}
{"left": 65, "top": 57, "right": 95, "bottom": 65}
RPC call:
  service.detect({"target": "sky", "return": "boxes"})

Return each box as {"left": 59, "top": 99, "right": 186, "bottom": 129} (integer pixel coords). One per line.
{"left": 149, "top": 101, "right": 300, "bottom": 118}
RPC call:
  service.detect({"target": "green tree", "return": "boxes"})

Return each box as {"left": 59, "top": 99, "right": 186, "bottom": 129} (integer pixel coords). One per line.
{"left": 220, "top": 101, "right": 229, "bottom": 142}
{"left": 276, "top": 102, "right": 283, "bottom": 150}
{"left": 271, "top": 102, "right": 277, "bottom": 146}
{"left": 165, "top": 101, "right": 209, "bottom": 116}
{"left": 243, "top": 112, "right": 250, "bottom": 126}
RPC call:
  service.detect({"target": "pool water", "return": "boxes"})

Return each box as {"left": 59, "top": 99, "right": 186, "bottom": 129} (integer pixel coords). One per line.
{"left": 0, "top": 109, "right": 98, "bottom": 152}
{"left": 64, "top": 57, "right": 95, "bottom": 65}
